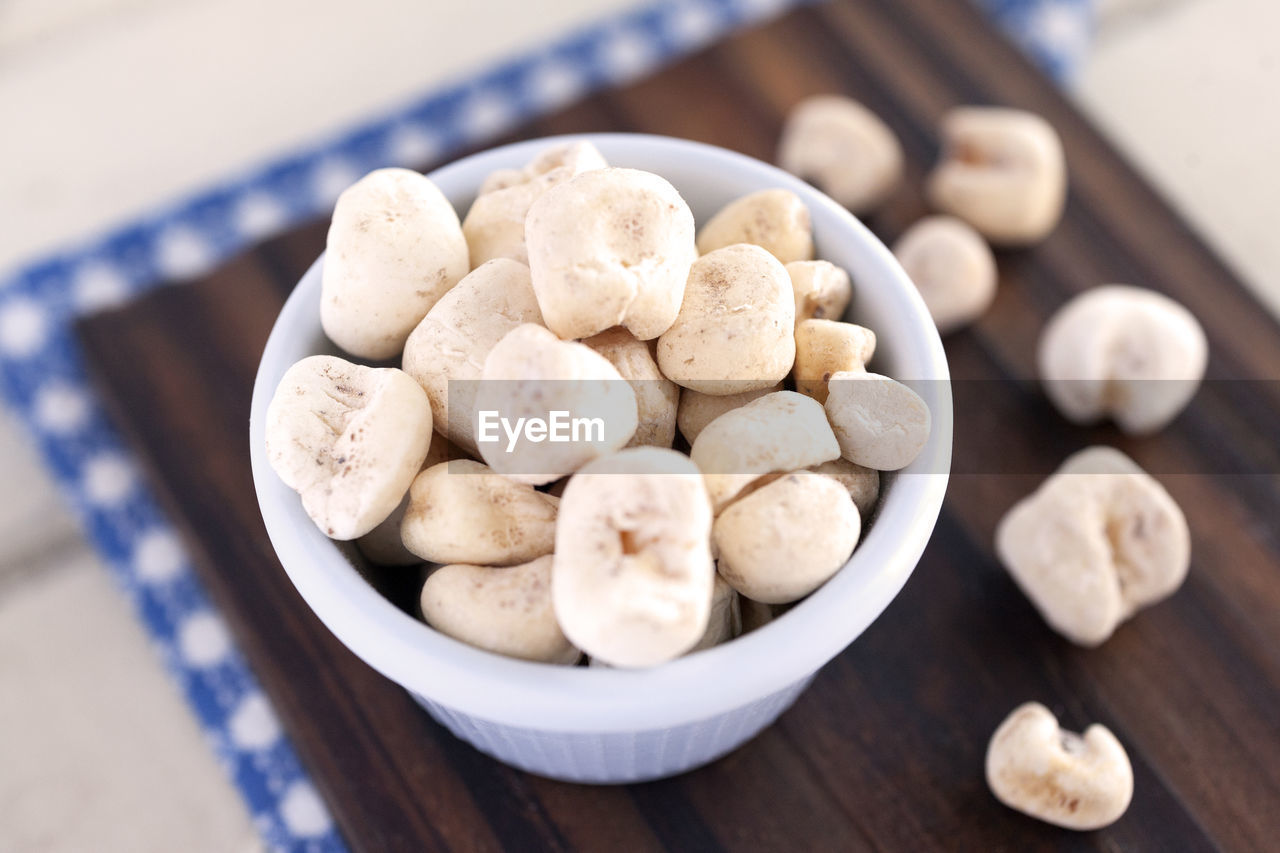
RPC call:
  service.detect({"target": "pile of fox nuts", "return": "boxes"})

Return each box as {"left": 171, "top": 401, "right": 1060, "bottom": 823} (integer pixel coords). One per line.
{"left": 267, "top": 95, "right": 1209, "bottom": 832}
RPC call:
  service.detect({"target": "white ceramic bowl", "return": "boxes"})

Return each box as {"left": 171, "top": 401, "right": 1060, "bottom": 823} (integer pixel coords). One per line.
{"left": 250, "top": 133, "right": 951, "bottom": 784}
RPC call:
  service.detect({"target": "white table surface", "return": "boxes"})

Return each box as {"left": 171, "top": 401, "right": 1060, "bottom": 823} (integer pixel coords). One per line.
{"left": 0, "top": 0, "right": 1274, "bottom": 848}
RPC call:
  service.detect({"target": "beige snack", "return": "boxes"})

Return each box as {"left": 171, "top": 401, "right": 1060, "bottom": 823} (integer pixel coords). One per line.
{"left": 321, "top": 168, "right": 469, "bottom": 359}
{"left": 715, "top": 471, "right": 860, "bottom": 603}
{"left": 553, "top": 448, "right": 715, "bottom": 668}
{"left": 793, "top": 319, "right": 876, "bottom": 403}
{"left": 265, "top": 355, "right": 432, "bottom": 539}
{"left": 777, "top": 94, "right": 903, "bottom": 214}
{"left": 986, "top": 702, "right": 1133, "bottom": 830}
{"left": 676, "top": 383, "right": 782, "bottom": 446}
{"left": 355, "top": 435, "right": 459, "bottom": 565}
{"left": 825, "top": 371, "right": 930, "bottom": 471}
{"left": 657, "top": 244, "right": 796, "bottom": 395}
{"left": 695, "top": 189, "right": 814, "bottom": 263}
{"left": 420, "top": 556, "right": 580, "bottom": 664}
{"left": 690, "top": 390, "right": 840, "bottom": 510}
{"left": 1038, "top": 285, "right": 1207, "bottom": 435}
{"left": 584, "top": 327, "right": 679, "bottom": 448}
{"left": 893, "top": 215, "right": 997, "bottom": 334}
{"left": 808, "top": 458, "right": 880, "bottom": 519}
{"left": 401, "top": 460, "right": 559, "bottom": 566}
{"left": 926, "top": 107, "right": 1066, "bottom": 246}
{"left": 475, "top": 324, "right": 638, "bottom": 485}
{"left": 786, "top": 260, "right": 853, "bottom": 325}
{"left": 689, "top": 574, "right": 743, "bottom": 653}
{"left": 995, "top": 446, "right": 1189, "bottom": 646}
{"left": 401, "top": 259, "right": 544, "bottom": 455}
{"left": 525, "top": 167, "right": 697, "bottom": 340}
{"left": 463, "top": 141, "right": 608, "bottom": 267}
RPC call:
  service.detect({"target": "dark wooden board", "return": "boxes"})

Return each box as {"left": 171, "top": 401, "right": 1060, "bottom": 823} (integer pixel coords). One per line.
{"left": 77, "top": 0, "right": 1280, "bottom": 849}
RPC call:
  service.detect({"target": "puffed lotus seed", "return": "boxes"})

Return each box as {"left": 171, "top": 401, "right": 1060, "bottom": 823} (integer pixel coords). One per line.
{"left": 676, "top": 382, "right": 783, "bottom": 447}
{"left": 401, "top": 460, "right": 559, "bottom": 566}
{"left": 584, "top": 327, "right": 679, "bottom": 449}
{"left": 825, "top": 371, "right": 931, "bottom": 471}
{"left": 688, "top": 574, "right": 743, "bottom": 653}
{"left": 321, "top": 168, "right": 469, "bottom": 360}
{"left": 553, "top": 448, "right": 715, "bottom": 668}
{"left": 462, "top": 141, "right": 608, "bottom": 267}
{"left": 893, "top": 215, "right": 997, "bottom": 335}
{"left": 525, "top": 167, "right": 697, "bottom": 340}
{"left": 986, "top": 702, "right": 1133, "bottom": 830}
{"left": 714, "top": 471, "right": 861, "bottom": 604}
{"left": 786, "top": 260, "right": 853, "bottom": 325}
{"left": 926, "top": 107, "right": 1066, "bottom": 247}
{"left": 695, "top": 189, "right": 814, "bottom": 264}
{"left": 401, "top": 258, "right": 543, "bottom": 455}
{"left": 355, "top": 435, "right": 460, "bottom": 566}
{"left": 420, "top": 556, "right": 580, "bottom": 664}
{"left": 690, "top": 390, "right": 840, "bottom": 511}
{"left": 265, "top": 355, "right": 432, "bottom": 540}
{"left": 808, "top": 457, "right": 880, "bottom": 520}
{"left": 1039, "top": 285, "right": 1207, "bottom": 435}
{"left": 793, "top": 319, "right": 876, "bottom": 403}
{"left": 778, "top": 94, "right": 904, "bottom": 214}
{"left": 657, "top": 244, "right": 796, "bottom": 396}
{"left": 995, "top": 446, "right": 1189, "bottom": 646}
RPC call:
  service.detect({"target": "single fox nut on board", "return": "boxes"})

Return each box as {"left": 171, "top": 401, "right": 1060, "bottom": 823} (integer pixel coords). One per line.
{"left": 657, "top": 244, "right": 797, "bottom": 396}
{"left": 893, "top": 215, "right": 998, "bottom": 335}
{"left": 824, "top": 371, "right": 931, "bottom": 471}
{"left": 995, "top": 446, "right": 1190, "bottom": 646}
{"left": 793, "top": 319, "right": 877, "bottom": 403}
{"left": 695, "top": 189, "right": 815, "bottom": 264}
{"left": 986, "top": 702, "right": 1134, "bottom": 830}
{"left": 926, "top": 107, "right": 1067, "bottom": 246}
{"left": 401, "top": 258, "right": 544, "bottom": 456}
{"left": 1038, "top": 285, "right": 1208, "bottom": 435}
{"left": 714, "top": 471, "right": 861, "bottom": 604}
{"left": 462, "top": 141, "right": 608, "bottom": 267}
{"left": 474, "top": 324, "right": 638, "bottom": 485}
{"left": 321, "top": 168, "right": 470, "bottom": 360}
{"left": 553, "top": 448, "right": 715, "bottom": 668}
{"left": 583, "top": 327, "right": 679, "bottom": 449}
{"left": 525, "top": 167, "right": 697, "bottom": 340}
{"left": 265, "top": 355, "right": 433, "bottom": 540}
{"left": 690, "top": 390, "right": 840, "bottom": 511}
{"left": 400, "top": 460, "right": 559, "bottom": 566}
{"left": 420, "top": 556, "right": 581, "bottom": 665}
{"left": 786, "top": 260, "right": 853, "bottom": 325}
{"left": 777, "top": 94, "right": 904, "bottom": 215}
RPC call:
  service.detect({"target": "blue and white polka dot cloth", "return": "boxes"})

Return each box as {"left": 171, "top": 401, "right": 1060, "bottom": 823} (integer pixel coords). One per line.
{"left": 0, "top": 0, "right": 1089, "bottom": 849}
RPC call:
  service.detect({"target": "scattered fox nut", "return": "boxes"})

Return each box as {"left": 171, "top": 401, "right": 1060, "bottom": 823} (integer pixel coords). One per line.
{"left": 995, "top": 446, "right": 1190, "bottom": 646}
{"left": 786, "top": 260, "right": 853, "bottom": 325}
{"left": 584, "top": 327, "right": 679, "bottom": 448}
{"left": 715, "top": 471, "right": 861, "bottom": 603}
{"left": 321, "top": 168, "right": 469, "bottom": 359}
{"left": 986, "top": 702, "right": 1133, "bottom": 830}
{"left": 893, "top": 215, "right": 997, "bottom": 334}
{"left": 778, "top": 94, "right": 904, "bottom": 214}
{"left": 401, "top": 258, "right": 544, "bottom": 455}
{"left": 475, "top": 324, "right": 638, "bottom": 485}
{"left": 825, "top": 372, "right": 931, "bottom": 471}
{"left": 462, "top": 141, "right": 607, "bottom": 267}
{"left": 696, "top": 189, "right": 815, "bottom": 264}
{"left": 421, "top": 556, "right": 580, "bottom": 664}
{"left": 401, "top": 460, "right": 559, "bottom": 566}
{"left": 553, "top": 448, "right": 715, "bottom": 668}
{"left": 265, "top": 355, "right": 432, "bottom": 539}
{"left": 1039, "top": 285, "right": 1207, "bottom": 435}
{"left": 793, "top": 319, "right": 876, "bottom": 403}
{"left": 525, "top": 167, "right": 697, "bottom": 340}
{"left": 657, "top": 244, "right": 797, "bottom": 396}
{"left": 927, "top": 107, "right": 1066, "bottom": 246}
{"left": 690, "top": 390, "right": 840, "bottom": 510}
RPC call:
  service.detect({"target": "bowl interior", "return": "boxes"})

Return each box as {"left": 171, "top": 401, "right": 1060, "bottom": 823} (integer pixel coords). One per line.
{"left": 250, "top": 133, "right": 951, "bottom": 732}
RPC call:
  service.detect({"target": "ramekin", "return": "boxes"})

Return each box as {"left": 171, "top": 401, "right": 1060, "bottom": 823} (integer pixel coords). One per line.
{"left": 250, "top": 133, "right": 951, "bottom": 783}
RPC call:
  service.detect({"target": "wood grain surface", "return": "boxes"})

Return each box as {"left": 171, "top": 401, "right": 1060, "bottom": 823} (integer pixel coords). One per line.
{"left": 77, "top": 0, "right": 1280, "bottom": 849}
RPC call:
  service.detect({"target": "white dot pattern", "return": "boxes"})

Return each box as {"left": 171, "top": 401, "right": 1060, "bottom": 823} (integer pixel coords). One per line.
{"left": 134, "top": 528, "right": 184, "bottom": 584}
{"left": 82, "top": 452, "right": 136, "bottom": 506}
{"left": 280, "top": 781, "right": 333, "bottom": 838}
{"left": 230, "top": 692, "right": 282, "bottom": 751}
{"left": 178, "top": 611, "right": 232, "bottom": 668}
{"left": 33, "top": 382, "right": 91, "bottom": 435}
{"left": 73, "top": 263, "right": 129, "bottom": 312}
{"left": 156, "top": 227, "right": 214, "bottom": 280}
{"left": 0, "top": 298, "right": 49, "bottom": 358}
